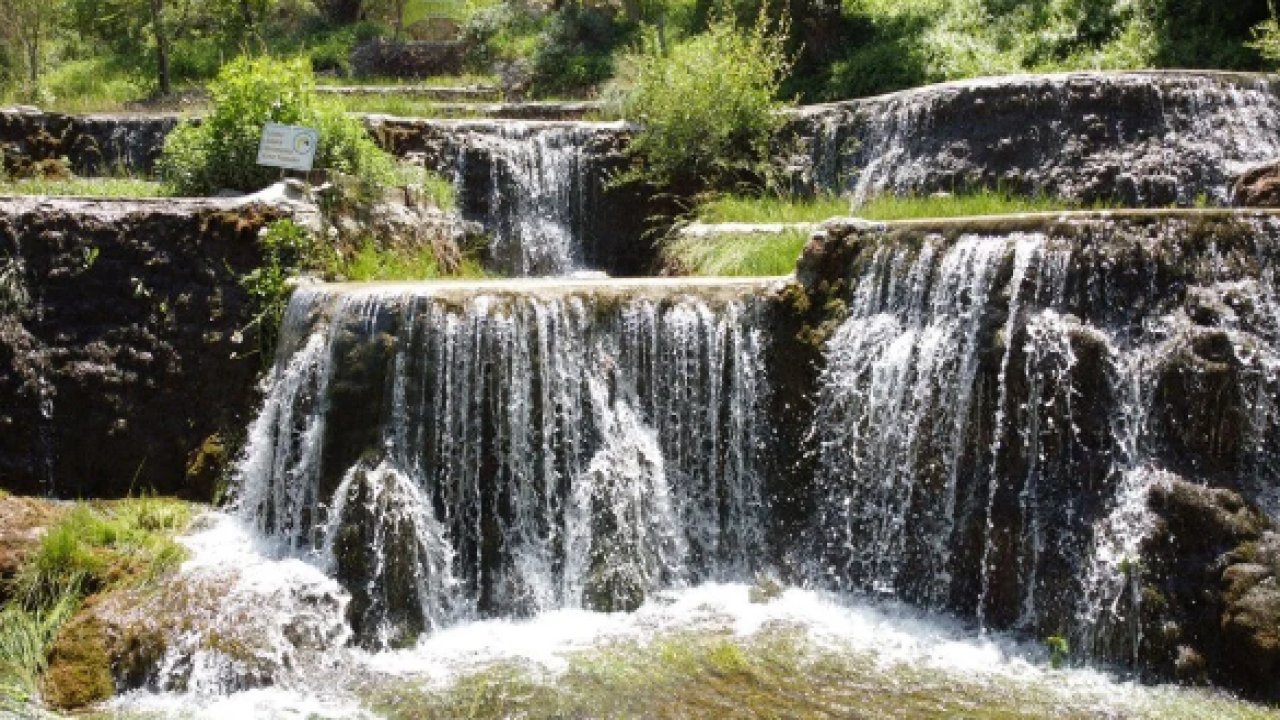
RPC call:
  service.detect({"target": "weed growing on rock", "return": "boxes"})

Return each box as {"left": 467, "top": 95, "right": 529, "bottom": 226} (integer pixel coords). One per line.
{"left": 0, "top": 497, "right": 192, "bottom": 707}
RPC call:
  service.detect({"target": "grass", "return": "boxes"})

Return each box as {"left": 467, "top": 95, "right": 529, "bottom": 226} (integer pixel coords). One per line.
{"left": 0, "top": 177, "right": 166, "bottom": 199}
{"left": 394, "top": 165, "right": 457, "bottom": 212}
{"left": 329, "top": 242, "right": 488, "bottom": 282}
{"left": 854, "top": 189, "right": 1115, "bottom": 221}
{"left": 363, "top": 627, "right": 1280, "bottom": 720}
{"left": 695, "top": 193, "right": 850, "bottom": 224}
{"left": 674, "top": 189, "right": 1115, "bottom": 276}
{"left": 0, "top": 497, "right": 193, "bottom": 705}
{"left": 664, "top": 229, "right": 808, "bottom": 277}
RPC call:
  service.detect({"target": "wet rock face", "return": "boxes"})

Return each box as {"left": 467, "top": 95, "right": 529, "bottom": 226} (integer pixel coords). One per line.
{"left": 784, "top": 72, "right": 1280, "bottom": 206}
{"left": 0, "top": 108, "right": 179, "bottom": 177}
{"left": 0, "top": 199, "right": 282, "bottom": 498}
{"left": 792, "top": 211, "right": 1280, "bottom": 696}
{"left": 1234, "top": 160, "right": 1280, "bottom": 207}
{"left": 1134, "top": 479, "right": 1278, "bottom": 698}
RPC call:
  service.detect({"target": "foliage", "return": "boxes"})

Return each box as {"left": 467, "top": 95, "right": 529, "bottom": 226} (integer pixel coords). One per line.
{"left": 663, "top": 228, "right": 807, "bottom": 276}
{"left": 1046, "top": 634, "right": 1070, "bottom": 669}
{"left": 617, "top": 7, "right": 791, "bottom": 191}
{"left": 395, "top": 164, "right": 458, "bottom": 211}
{"left": 0, "top": 498, "right": 192, "bottom": 704}
{"left": 0, "top": 177, "right": 166, "bottom": 198}
{"left": 1251, "top": 0, "right": 1280, "bottom": 64}
{"left": 158, "top": 56, "right": 396, "bottom": 195}
{"left": 795, "top": 0, "right": 1268, "bottom": 101}
{"left": 697, "top": 193, "right": 849, "bottom": 223}
{"left": 241, "top": 218, "right": 320, "bottom": 364}
{"left": 0, "top": 586, "right": 78, "bottom": 703}
{"left": 853, "top": 188, "right": 1115, "bottom": 220}
{"left": 330, "top": 240, "right": 487, "bottom": 281}
{"left": 671, "top": 189, "right": 1115, "bottom": 276}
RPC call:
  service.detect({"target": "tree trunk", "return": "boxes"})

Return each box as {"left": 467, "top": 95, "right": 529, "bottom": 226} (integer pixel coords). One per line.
{"left": 150, "top": 0, "right": 171, "bottom": 96}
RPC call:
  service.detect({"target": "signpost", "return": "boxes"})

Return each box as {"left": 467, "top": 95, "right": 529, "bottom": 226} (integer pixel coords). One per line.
{"left": 257, "top": 123, "right": 319, "bottom": 172}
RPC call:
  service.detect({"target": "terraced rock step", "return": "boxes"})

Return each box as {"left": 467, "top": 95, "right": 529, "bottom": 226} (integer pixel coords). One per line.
{"left": 785, "top": 70, "right": 1280, "bottom": 207}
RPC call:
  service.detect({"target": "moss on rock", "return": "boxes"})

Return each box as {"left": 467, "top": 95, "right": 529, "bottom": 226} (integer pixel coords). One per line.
{"left": 41, "top": 613, "right": 114, "bottom": 710}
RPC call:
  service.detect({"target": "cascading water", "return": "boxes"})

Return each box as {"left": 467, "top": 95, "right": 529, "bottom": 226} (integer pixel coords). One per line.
{"left": 449, "top": 123, "right": 612, "bottom": 276}
{"left": 233, "top": 280, "right": 772, "bottom": 647}
{"left": 791, "top": 72, "right": 1280, "bottom": 206}
{"left": 808, "top": 214, "right": 1280, "bottom": 661}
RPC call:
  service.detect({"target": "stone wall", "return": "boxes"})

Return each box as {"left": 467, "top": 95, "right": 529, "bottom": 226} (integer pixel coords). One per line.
{"left": 0, "top": 198, "right": 285, "bottom": 499}
{"left": 0, "top": 108, "right": 180, "bottom": 177}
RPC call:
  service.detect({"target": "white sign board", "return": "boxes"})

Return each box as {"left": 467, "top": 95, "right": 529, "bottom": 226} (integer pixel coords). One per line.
{"left": 256, "top": 123, "right": 319, "bottom": 172}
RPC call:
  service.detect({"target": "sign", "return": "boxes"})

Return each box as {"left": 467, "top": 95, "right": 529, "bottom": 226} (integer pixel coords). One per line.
{"left": 256, "top": 123, "right": 319, "bottom": 172}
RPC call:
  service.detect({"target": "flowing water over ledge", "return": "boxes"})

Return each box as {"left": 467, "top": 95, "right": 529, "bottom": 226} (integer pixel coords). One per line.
{"left": 105, "top": 513, "right": 1279, "bottom": 719}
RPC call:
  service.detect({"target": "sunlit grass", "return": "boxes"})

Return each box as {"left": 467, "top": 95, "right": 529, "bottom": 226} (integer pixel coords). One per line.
{"left": 854, "top": 188, "right": 1115, "bottom": 221}
{"left": 0, "top": 177, "right": 166, "bottom": 198}
{"left": 0, "top": 497, "right": 193, "bottom": 705}
{"left": 319, "top": 74, "right": 499, "bottom": 89}
{"left": 664, "top": 229, "right": 807, "bottom": 277}
{"left": 330, "top": 242, "right": 488, "bottom": 282}
{"left": 696, "top": 193, "right": 849, "bottom": 224}
{"left": 674, "top": 189, "right": 1124, "bottom": 276}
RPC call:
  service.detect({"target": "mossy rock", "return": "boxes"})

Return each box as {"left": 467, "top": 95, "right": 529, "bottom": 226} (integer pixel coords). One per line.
{"left": 42, "top": 613, "right": 115, "bottom": 710}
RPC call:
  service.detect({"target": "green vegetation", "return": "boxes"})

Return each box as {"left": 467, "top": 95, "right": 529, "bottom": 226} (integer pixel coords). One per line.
{"left": 331, "top": 242, "right": 487, "bottom": 281}
{"left": 363, "top": 627, "right": 1280, "bottom": 720}
{"left": 0, "top": 498, "right": 192, "bottom": 705}
{"left": 0, "top": 177, "right": 166, "bottom": 198}
{"left": 616, "top": 8, "right": 791, "bottom": 191}
{"left": 664, "top": 229, "right": 807, "bottom": 277}
{"left": 160, "top": 57, "right": 396, "bottom": 196}
{"left": 671, "top": 190, "right": 1117, "bottom": 276}
{"left": 1, "top": 0, "right": 1274, "bottom": 110}
{"left": 240, "top": 218, "right": 318, "bottom": 363}
{"left": 697, "top": 193, "right": 849, "bottom": 224}
{"left": 854, "top": 188, "right": 1114, "bottom": 220}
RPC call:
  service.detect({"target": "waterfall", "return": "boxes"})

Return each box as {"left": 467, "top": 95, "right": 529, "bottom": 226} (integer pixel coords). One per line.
{"left": 451, "top": 123, "right": 608, "bottom": 276}
{"left": 233, "top": 280, "right": 772, "bottom": 647}
{"left": 795, "top": 72, "right": 1280, "bottom": 206}
{"left": 809, "top": 215, "right": 1280, "bottom": 653}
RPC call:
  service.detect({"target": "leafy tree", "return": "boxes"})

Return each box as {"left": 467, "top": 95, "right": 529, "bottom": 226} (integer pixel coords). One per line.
{"left": 2, "top": 0, "right": 61, "bottom": 92}
{"left": 618, "top": 6, "right": 792, "bottom": 191}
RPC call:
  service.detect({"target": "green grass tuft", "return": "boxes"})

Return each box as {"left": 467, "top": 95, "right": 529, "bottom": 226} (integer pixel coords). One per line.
{"left": 664, "top": 229, "right": 808, "bottom": 277}
{"left": 0, "top": 497, "right": 193, "bottom": 705}
{"left": 696, "top": 194, "right": 850, "bottom": 224}
{"left": 331, "top": 242, "right": 488, "bottom": 282}
{"left": 0, "top": 178, "right": 167, "bottom": 199}
{"left": 854, "top": 189, "right": 1113, "bottom": 221}
{"left": 673, "top": 190, "right": 1124, "bottom": 277}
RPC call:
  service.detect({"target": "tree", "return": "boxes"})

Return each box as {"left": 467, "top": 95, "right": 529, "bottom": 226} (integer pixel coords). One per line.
{"left": 150, "top": 0, "right": 172, "bottom": 95}
{"left": 2, "top": 0, "right": 59, "bottom": 92}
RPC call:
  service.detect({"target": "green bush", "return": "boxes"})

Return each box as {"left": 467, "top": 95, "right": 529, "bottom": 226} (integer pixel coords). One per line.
{"left": 159, "top": 56, "right": 396, "bottom": 196}
{"left": 617, "top": 8, "right": 791, "bottom": 191}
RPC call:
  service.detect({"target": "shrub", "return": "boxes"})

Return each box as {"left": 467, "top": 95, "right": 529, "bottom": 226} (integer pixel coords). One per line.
{"left": 616, "top": 7, "right": 791, "bottom": 191}
{"left": 159, "top": 56, "right": 396, "bottom": 196}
